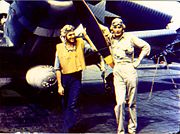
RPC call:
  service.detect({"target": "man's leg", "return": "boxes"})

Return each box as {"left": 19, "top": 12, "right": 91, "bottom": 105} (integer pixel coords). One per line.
{"left": 113, "top": 68, "right": 126, "bottom": 134}
{"left": 64, "top": 73, "right": 81, "bottom": 132}
{"left": 126, "top": 70, "right": 138, "bottom": 134}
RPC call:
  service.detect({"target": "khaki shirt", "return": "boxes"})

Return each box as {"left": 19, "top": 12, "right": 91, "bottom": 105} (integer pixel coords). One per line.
{"left": 109, "top": 33, "right": 150, "bottom": 64}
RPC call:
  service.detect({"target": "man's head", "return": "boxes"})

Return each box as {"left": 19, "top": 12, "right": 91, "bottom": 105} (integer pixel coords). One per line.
{"left": 60, "top": 25, "right": 76, "bottom": 43}
{"left": 110, "top": 18, "right": 126, "bottom": 38}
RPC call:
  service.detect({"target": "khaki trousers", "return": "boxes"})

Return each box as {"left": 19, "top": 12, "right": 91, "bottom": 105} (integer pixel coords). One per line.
{"left": 113, "top": 63, "right": 138, "bottom": 134}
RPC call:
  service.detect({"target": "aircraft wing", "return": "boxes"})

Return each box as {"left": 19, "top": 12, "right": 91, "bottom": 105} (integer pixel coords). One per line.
{"left": 86, "top": 1, "right": 172, "bottom": 30}
{"left": 127, "top": 29, "right": 178, "bottom": 57}
{"left": 127, "top": 29, "right": 177, "bottom": 39}
{"left": 86, "top": 0, "right": 179, "bottom": 62}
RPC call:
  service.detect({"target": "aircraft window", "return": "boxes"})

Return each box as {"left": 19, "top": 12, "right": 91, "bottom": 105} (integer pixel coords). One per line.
{"left": 33, "top": 26, "right": 60, "bottom": 37}
{"left": 0, "top": 14, "right": 14, "bottom": 47}
{"left": 0, "top": 35, "right": 14, "bottom": 47}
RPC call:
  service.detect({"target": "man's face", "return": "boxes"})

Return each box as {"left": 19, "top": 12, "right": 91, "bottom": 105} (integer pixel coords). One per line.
{"left": 112, "top": 25, "right": 123, "bottom": 37}
{"left": 66, "top": 31, "right": 76, "bottom": 43}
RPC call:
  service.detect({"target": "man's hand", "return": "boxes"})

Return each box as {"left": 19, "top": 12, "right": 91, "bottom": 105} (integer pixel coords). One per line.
{"left": 82, "top": 28, "right": 87, "bottom": 37}
{"left": 58, "top": 85, "right": 64, "bottom": 96}
{"left": 133, "top": 59, "right": 141, "bottom": 68}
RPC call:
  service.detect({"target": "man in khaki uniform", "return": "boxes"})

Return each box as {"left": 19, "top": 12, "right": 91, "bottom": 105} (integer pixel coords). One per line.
{"left": 109, "top": 18, "right": 151, "bottom": 134}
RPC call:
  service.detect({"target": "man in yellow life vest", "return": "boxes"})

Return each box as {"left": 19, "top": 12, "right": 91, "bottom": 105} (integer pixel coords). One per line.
{"left": 54, "top": 24, "right": 97, "bottom": 132}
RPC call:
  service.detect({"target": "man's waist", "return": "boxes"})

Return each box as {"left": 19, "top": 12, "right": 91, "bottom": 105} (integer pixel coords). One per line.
{"left": 62, "top": 70, "right": 82, "bottom": 75}
{"left": 114, "top": 57, "right": 132, "bottom": 64}
{"left": 116, "top": 60, "right": 132, "bottom": 64}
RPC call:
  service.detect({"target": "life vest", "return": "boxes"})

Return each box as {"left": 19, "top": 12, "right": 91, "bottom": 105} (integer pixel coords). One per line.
{"left": 56, "top": 38, "right": 86, "bottom": 74}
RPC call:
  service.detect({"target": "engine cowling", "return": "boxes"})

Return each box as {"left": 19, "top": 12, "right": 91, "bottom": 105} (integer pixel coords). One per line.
{"left": 26, "top": 65, "right": 57, "bottom": 89}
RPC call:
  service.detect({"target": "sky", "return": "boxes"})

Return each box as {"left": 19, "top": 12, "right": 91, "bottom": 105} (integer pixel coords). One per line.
{"left": 133, "top": 1, "right": 180, "bottom": 30}
{"left": 0, "top": 0, "right": 180, "bottom": 30}
{"left": 0, "top": 0, "right": 10, "bottom": 14}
